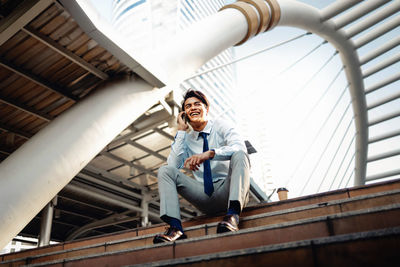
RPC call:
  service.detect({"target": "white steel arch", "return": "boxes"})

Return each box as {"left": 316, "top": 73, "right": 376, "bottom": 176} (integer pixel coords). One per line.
{"left": 276, "top": 0, "right": 368, "bottom": 186}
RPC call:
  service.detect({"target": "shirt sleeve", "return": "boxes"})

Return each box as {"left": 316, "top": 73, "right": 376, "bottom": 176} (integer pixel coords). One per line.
{"left": 167, "top": 130, "right": 188, "bottom": 168}
{"left": 212, "top": 120, "right": 246, "bottom": 161}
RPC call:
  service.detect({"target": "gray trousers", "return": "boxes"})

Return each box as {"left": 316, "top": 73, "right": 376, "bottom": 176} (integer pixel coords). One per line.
{"left": 157, "top": 150, "right": 250, "bottom": 221}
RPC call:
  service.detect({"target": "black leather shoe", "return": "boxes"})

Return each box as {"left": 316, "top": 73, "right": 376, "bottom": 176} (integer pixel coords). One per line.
{"left": 153, "top": 227, "right": 187, "bottom": 244}
{"left": 217, "top": 214, "right": 239, "bottom": 233}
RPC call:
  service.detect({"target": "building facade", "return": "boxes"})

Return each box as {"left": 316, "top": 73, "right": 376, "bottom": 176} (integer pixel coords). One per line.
{"left": 111, "top": 0, "right": 237, "bottom": 123}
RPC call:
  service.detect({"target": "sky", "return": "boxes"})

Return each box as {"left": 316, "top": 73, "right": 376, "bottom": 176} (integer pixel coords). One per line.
{"left": 87, "top": 0, "right": 400, "bottom": 200}
{"left": 233, "top": 5, "right": 399, "bottom": 199}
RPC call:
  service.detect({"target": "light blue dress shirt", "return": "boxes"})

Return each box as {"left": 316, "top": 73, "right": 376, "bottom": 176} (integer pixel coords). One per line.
{"left": 167, "top": 119, "right": 246, "bottom": 183}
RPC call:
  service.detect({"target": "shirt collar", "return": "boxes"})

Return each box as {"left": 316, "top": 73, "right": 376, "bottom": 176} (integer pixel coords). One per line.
{"left": 194, "top": 120, "right": 213, "bottom": 139}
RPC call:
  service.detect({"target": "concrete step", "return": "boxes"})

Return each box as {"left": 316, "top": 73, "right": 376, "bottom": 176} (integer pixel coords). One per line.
{"left": 2, "top": 188, "right": 400, "bottom": 265}
{"left": 5, "top": 203, "right": 400, "bottom": 267}
{"left": 1, "top": 178, "right": 399, "bottom": 265}
{"left": 4, "top": 177, "right": 399, "bottom": 264}
{"left": 133, "top": 227, "right": 400, "bottom": 267}
{"left": 242, "top": 177, "right": 400, "bottom": 217}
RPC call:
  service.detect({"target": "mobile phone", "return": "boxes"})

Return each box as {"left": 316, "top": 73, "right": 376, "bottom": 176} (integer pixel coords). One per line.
{"left": 181, "top": 112, "right": 189, "bottom": 123}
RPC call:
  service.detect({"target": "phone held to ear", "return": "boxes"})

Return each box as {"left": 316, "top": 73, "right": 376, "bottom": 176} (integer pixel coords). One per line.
{"left": 181, "top": 112, "right": 189, "bottom": 123}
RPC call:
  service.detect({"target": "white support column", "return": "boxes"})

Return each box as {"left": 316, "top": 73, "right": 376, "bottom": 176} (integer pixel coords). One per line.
{"left": 133, "top": 161, "right": 150, "bottom": 227}
{"left": 277, "top": 0, "right": 368, "bottom": 186}
{"left": 141, "top": 193, "right": 151, "bottom": 227}
{"left": 0, "top": 77, "right": 170, "bottom": 249}
{"left": 38, "top": 196, "right": 57, "bottom": 247}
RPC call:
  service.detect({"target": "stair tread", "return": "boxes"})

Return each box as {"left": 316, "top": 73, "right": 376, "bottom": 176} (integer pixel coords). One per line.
{"left": 1, "top": 178, "right": 399, "bottom": 265}
{"left": 2, "top": 188, "right": 400, "bottom": 264}
{"left": 128, "top": 227, "right": 400, "bottom": 267}
{"left": 6, "top": 203, "right": 400, "bottom": 267}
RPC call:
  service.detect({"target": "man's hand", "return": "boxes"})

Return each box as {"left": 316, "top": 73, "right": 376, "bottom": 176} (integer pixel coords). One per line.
{"left": 177, "top": 111, "right": 189, "bottom": 131}
{"left": 184, "top": 150, "right": 215, "bottom": 171}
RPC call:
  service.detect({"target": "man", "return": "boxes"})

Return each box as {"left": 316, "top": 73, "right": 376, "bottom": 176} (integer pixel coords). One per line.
{"left": 153, "top": 89, "right": 250, "bottom": 244}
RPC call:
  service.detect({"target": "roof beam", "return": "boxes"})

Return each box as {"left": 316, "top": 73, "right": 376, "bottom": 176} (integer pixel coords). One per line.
{"left": 320, "top": 1, "right": 360, "bottom": 22}
{"left": 59, "top": 0, "right": 165, "bottom": 88}
{"left": 75, "top": 173, "right": 143, "bottom": 200}
{"left": 0, "top": 150, "right": 11, "bottom": 156}
{"left": 367, "top": 149, "right": 400, "bottom": 163}
{"left": 106, "top": 144, "right": 170, "bottom": 173}
{"left": 0, "top": 122, "right": 32, "bottom": 139}
{"left": 365, "top": 72, "right": 400, "bottom": 94}
{"left": 57, "top": 195, "right": 114, "bottom": 213}
{"left": 344, "top": 1, "right": 400, "bottom": 38}
{"left": 59, "top": 207, "right": 132, "bottom": 232}
{"left": 359, "top": 35, "right": 400, "bottom": 65}
{"left": 56, "top": 207, "right": 99, "bottom": 221}
{"left": 106, "top": 110, "right": 171, "bottom": 148}
{"left": 22, "top": 26, "right": 109, "bottom": 80}
{"left": 369, "top": 129, "right": 400, "bottom": 144}
{"left": 367, "top": 90, "right": 400, "bottom": 110}
{"left": 0, "top": 0, "right": 54, "bottom": 46}
{"left": 354, "top": 16, "right": 400, "bottom": 48}
{"left": 104, "top": 126, "right": 170, "bottom": 156}
{"left": 31, "top": 214, "right": 85, "bottom": 229}
{"left": 126, "top": 140, "right": 167, "bottom": 161}
{"left": 72, "top": 173, "right": 196, "bottom": 218}
{"left": 66, "top": 211, "right": 137, "bottom": 240}
{"left": 369, "top": 109, "right": 400, "bottom": 126}
{"left": 332, "top": 0, "right": 390, "bottom": 30}
{"left": 83, "top": 164, "right": 146, "bottom": 191}
{"left": 0, "top": 57, "right": 78, "bottom": 101}
{"left": 363, "top": 53, "right": 400, "bottom": 79}
{"left": 0, "top": 95, "right": 52, "bottom": 121}
{"left": 101, "top": 151, "right": 158, "bottom": 179}
{"left": 153, "top": 127, "right": 174, "bottom": 141}
{"left": 366, "top": 168, "right": 400, "bottom": 182}
{"left": 65, "top": 182, "right": 160, "bottom": 220}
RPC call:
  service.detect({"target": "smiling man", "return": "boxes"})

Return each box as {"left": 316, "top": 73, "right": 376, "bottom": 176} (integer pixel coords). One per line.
{"left": 153, "top": 89, "right": 251, "bottom": 244}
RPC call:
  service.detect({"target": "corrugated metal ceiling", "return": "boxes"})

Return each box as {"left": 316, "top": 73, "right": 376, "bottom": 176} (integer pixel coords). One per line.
{"left": 0, "top": 0, "right": 177, "bottom": 242}
{"left": 0, "top": 0, "right": 264, "bottom": 244}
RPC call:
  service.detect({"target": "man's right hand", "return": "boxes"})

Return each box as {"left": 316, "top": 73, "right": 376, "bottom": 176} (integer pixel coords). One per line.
{"left": 177, "top": 111, "right": 189, "bottom": 131}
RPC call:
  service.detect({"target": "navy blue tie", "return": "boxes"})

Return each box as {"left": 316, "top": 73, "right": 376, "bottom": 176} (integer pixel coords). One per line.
{"left": 199, "top": 132, "right": 213, "bottom": 196}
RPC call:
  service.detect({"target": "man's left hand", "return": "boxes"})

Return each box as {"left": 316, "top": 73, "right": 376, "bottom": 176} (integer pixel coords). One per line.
{"left": 184, "top": 150, "right": 215, "bottom": 171}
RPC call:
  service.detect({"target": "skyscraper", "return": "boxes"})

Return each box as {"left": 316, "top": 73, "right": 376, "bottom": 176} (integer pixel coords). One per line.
{"left": 111, "top": 0, "right": 236, "bottom": 123}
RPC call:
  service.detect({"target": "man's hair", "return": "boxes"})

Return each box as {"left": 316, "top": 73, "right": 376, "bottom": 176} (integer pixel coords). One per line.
{"left": 181, "top": 89, "right": 210, "bottom": 111}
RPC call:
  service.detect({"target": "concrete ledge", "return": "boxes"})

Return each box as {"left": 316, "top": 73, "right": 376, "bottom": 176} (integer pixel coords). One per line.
{"left": 4, "top": 178, "right": 397, "bottom": 263}
{"left": 2, "top": 189, "right": 400, "bottom": 265}
{"left": 17, "top": 204, "right": 400, "bottom": 267}
{"left": 130, "top": 227, "right": 400, "bottom": 267}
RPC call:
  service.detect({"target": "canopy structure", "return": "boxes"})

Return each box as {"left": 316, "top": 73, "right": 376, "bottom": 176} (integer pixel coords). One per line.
{"left": 0, "top": 0, "right": 399, "bottom": 249}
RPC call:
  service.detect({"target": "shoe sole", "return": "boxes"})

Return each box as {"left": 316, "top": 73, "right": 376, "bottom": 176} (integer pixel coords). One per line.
{"left": 216, "top": 223, "right": 238, "bottom": 233}
{"left": 153, "top": 234, "right": 187, "bottom": 244}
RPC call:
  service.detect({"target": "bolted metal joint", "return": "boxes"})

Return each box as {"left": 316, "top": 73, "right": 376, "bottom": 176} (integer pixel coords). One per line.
{"left": 219, "top": 0, "right": 281, "bottom": 46}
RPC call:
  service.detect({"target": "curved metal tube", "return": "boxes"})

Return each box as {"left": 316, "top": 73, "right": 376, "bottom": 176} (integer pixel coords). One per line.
{"left": 277, "top": 0, "right": 368, "bottom": 186}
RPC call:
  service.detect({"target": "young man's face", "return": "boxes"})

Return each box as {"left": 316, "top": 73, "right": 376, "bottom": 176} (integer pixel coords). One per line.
{"left": 184, "top": 97, "right": 208, "bottom": 123}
